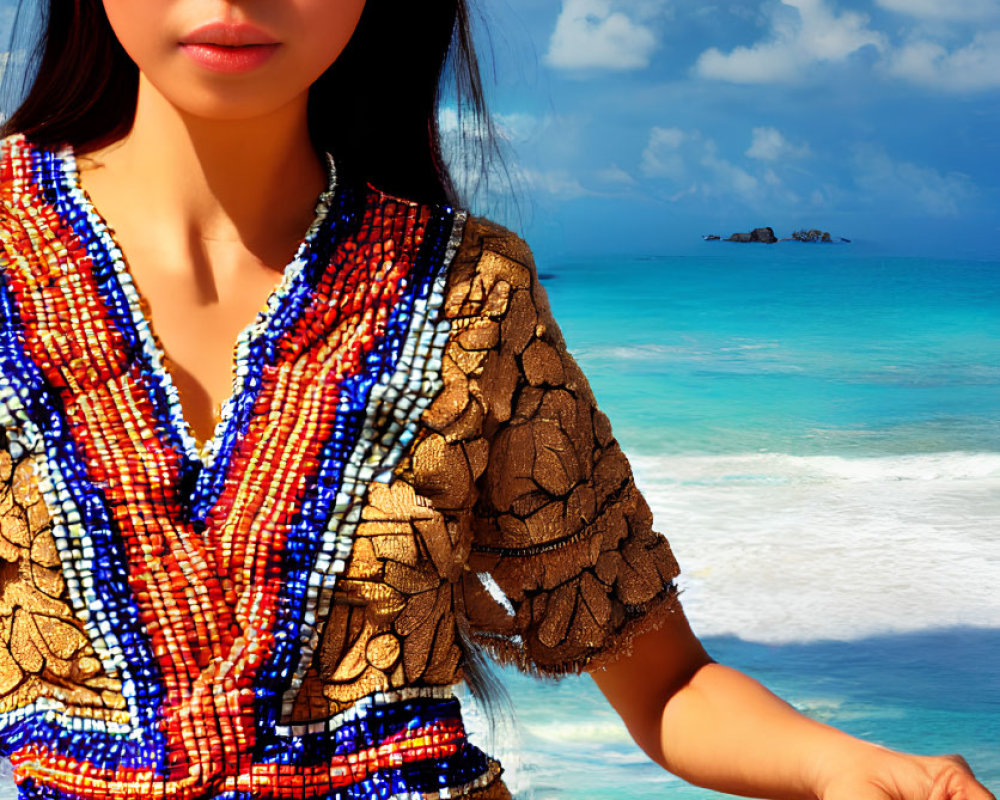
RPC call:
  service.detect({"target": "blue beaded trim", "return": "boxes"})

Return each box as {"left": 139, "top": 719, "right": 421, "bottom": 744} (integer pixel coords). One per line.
{"left": 0, "top": 264, "right": 167, "bottom": 767}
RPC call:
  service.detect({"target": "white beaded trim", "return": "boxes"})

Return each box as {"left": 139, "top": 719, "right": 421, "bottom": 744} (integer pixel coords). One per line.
{"left": 280, "top": 209, "right": 468, "bottom": 714}
{"left": 58, "top": 144, "right": 338, "bottom": 469}
{"left": 272, "top": 684, "right": 456, "bottom": 738}
{"left": 0, "top": 142, "right": 147, "bottom": 736}
{"left": 0, "top": 698, "right": 132, "bottom": 737}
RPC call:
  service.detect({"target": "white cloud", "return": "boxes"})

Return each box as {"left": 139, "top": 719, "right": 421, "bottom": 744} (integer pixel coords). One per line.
{"left": 640, "top": 127, "right": 762, "bottom": 202}
{"left": 437, "top": 106, "right": 492, "bottom": 140}
{"left": 746, "top": 127, "right": 811, "bottom": 161}
{"left": 852, "top": 146, "right": 975, "bottom": 217}
{"left": 700, "top": 141, "right": 761, "bottom": 201}
{"left": 513, "top": 166, "right": 591, "bottom": 198}
{"left": 874, "top": 0, "right": 1000, "bottom": 21}
{"left": 695, "top": 0, "right": 885, "bottom": 84}
{"left": 595, "top": 164, "right": 638, "bottom": 185}
{"left": 437, "top": 107, "right": 536, "bottom": 206}
{"left": 667, "top": 184, "right": 700, "bottom": 202}
{"left": 546, "top": 0, "right": 660, "bottom": 71}
{"left": 493, "top": 112, "right": 543, "bottom": 143}
{"left": 763, "top": 168, "right": 783, "bottom": 185}
{"left": 640, "top": 126, "right": 688, "bottom": 178}
{"left": 690, "top": 0, "right": 1000, "bottom": 93}
{"left": 885, "top": 31, "right": 1000, "bottom": 91}
{"left": 438, "top": 108, "right": 548, "bottom": 144}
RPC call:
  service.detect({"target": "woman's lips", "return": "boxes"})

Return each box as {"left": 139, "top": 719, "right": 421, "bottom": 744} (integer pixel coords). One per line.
{"left": 179, "top": 22, "right": 279, "bottom": 74}
{"left": 180, "top": 43, "right": 280, "bottom": 74}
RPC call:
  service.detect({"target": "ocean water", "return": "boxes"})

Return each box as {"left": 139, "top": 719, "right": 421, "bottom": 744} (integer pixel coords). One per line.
{"left": 1, "top": 246, "right": 997, "bottom": 797}
{"left": 461, "top": 245, "right": 1000, "bottom": 798}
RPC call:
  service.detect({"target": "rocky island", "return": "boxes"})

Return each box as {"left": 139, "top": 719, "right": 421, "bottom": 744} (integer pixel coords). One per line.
{"left": 703, "top": 227, "right": 850, "bottom": 243}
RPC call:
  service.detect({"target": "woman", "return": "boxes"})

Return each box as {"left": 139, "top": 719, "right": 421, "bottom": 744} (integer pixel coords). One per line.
{"left": 0, "top": 2, "right": 991, "bottom": 799}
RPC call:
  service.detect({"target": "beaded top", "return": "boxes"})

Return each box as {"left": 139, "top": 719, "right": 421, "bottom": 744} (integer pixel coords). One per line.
{"left": 0, "top": 133, "right": 681, "bottom": 799}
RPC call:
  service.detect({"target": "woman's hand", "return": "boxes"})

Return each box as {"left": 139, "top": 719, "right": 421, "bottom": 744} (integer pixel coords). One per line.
{"left": 819, "top": 748, "right": 995, "bottom": 800}
{"left": 590, "top": 605, "right": 995, "bottom": 800}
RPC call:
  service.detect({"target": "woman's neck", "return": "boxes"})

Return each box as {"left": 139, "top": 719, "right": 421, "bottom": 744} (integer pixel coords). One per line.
{"left": 78, "top": 72, "right": 327, "bottom": 269}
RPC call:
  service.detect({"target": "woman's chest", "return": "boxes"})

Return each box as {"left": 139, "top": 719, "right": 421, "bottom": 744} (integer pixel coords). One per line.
{"left": 0, "top": 154, "right": 483, "bottom": 727}
{"left": 117, "top": 250, "right": 299, "bottom": 449}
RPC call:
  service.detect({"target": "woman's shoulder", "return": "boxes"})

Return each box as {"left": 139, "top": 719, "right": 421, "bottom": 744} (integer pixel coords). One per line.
{"left": 459, "top": 215, "right": 535, "bottom": 268}
{"left": 448, "top": 215, "right": 542, "bottom": 308}
{"left": 0, "top": 131, "right": 24, "bottom": 161}
{"left": 0, "top": 132, "right": 68, "bottom": 211}
{"left": 357, "top": 187, "right": 544, "bottom": 316}
{"left": 358, "top": 182, "right": 537, "bottom": 287}
{"left": 0, "top": 133, "right": 31, "bottom": 202}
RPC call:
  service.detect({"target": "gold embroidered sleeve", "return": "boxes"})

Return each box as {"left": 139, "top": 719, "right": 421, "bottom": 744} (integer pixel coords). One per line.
{"left": 0, "top": 429, "right": 126, "bottom": 718}
{"left": 454, "top": 219, "right": 682, "bottom": 676}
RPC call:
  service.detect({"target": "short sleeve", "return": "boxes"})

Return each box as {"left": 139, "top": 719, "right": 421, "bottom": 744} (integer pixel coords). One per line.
{"left": 453, "top": 218, "right": 682, "bottom": 676}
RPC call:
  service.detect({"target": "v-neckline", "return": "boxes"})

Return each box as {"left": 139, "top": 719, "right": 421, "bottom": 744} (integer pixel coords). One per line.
{"left": 58, "top": 142, "right": 339, "bottom": 467}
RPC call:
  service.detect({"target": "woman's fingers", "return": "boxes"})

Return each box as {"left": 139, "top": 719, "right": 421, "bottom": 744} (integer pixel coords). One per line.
{"left": 821, "top": 752, "right": 995, "bottom": 800}
{"left": 926, "top": 755, "right": 996, "bottom": 800}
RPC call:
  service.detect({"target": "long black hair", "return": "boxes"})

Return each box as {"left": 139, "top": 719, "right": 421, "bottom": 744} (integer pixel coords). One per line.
{"left": 0, "top": 0, "right": 497, "bottom": 206}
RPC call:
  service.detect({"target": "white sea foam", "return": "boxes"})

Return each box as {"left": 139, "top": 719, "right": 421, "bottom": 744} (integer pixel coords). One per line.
{"left": 582, "top": 340, "right": 808, "bottom": 375}
{"left": 630, "top": 451, "right": 1000, "bottom": 643}
{"left": 0, "top": 760, "right": 12, "bottom": 800}
{"left": 522, "top": 721, "right": 633, "bottom": 744}
{"left": 788, "top": 696, "right": 904, "bottom": 724}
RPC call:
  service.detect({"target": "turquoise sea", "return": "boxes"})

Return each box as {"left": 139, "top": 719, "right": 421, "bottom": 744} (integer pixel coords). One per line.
{"left": 460, "top": 244, "right": 1000, "bottom": 798}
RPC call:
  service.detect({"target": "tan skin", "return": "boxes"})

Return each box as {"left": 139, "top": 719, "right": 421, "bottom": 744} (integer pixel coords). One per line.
{"left": 78, "top": 73, "right": 328, "bottom": 447}
{"left": 74, "top": 2, "right": 994, "bottom": 798}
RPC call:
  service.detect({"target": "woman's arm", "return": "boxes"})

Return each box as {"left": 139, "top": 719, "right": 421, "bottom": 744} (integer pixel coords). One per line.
{"left": 590, "top": 606, "right": 994, "bottom": 800}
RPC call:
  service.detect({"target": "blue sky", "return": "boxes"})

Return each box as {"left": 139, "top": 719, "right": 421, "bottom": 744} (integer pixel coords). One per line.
{"left": 454, "top": 0, "right": 1000, "bottom": 259}
{"left": 2, "top": 0, "right": 997, "bottom": 259}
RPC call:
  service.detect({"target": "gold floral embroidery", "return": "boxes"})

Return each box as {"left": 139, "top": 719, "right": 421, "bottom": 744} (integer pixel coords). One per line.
{"left": 0, "top": 434, "right": 126, "bottom": 720}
